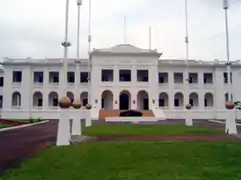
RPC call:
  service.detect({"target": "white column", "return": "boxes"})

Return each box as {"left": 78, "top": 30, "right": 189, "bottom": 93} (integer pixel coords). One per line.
{"left": 169, "top": 92, "right": 174, "bottom": 110}
{"left": 199, "top": 92, "right": 204, "bottom": 110}
{"left": 43, "top": 69, "right": 49, "bottom": 110}
{"left": 225, "top": 109, "right": 237, "bottom": 134}
{"left": 185, "top": 110, "right": 193, "bottom": 126}
{"left": 71, "top": 109, "right": 82, "bottom": 136}
{"left": 56, "top": 109, "right": 71, "bottom": 146}
{"left": 85, "top": 110, "right": 92, "bottom": 126}
{"left": 114, "top": 66, "right": 118, "bottom": 83}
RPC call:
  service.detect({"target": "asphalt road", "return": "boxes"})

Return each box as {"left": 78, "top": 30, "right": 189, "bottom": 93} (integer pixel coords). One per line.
{"left": 0, "top": 120, "right": 58, "bottom": 173}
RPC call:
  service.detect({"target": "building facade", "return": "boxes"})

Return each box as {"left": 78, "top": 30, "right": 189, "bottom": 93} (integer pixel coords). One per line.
{"left": 1, "top": 44, "right": 241, "bottom": 120}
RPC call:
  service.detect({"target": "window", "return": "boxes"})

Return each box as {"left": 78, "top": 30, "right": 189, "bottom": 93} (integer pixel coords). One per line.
{"left": 159, "top": 99, "right": 165, "bottom": 107}
{"left": 174, "top": 73, "right": 183, "bottom": 83}
{"left": 33, "top": 72, "right": 44, "bottom": 83}
{"left": 224, "top": 72, "right": 232, "bottom": 83}
{"left": 137, "top": 70, "right": 149, "bottom": 82}
{"left": 189, "top": 99, "right": 194, "bottom": 106}
{"left": 189, "top": 73, "right": 198, "bottom": 84}
{"left": 0, "top": 95, "right": 2, "bottom": 108}
{"left": 13, "top": 71, "right": 22, "bottom": 83}
{"left": 53, "top": 98, "right": 58, "bottom": 106}
{"left": 204, "top": 73, "right": 213, "bottom": 84}
{"left": 225, "top": 93, "right": 233, "bottom": 102}
{"left": 159, "top": 73, "right": 168, "bottom": 83}
{"left": 204, "top": 99, "right": 208, "bottom": 107}
{"left": 83, "top": 99, "right": 88, "bottom": 106}
{"left": 0, "top": 77, "right": 3, "bottom": 87}
{"left": 80, "top": 72, "right": 88, "bottom": 83}
{"left": 49, "top": 72, "right": 59, "bottom": 83}
{"left": 38, "top": 98, "right": 43, "bottom": 107}
{"left": 101, "top": 99, "right": 104, "bottom": 109}
{"left": 119, "top": 70, "right": 131, "bottom": 82}
{"left": 189, "top": 77, "right": 193, "bottom": 83}
{"left": 174, "top": 99, "right": 179, "bottom": 107}
{"left": 12, "top": 92, "right": 21, "bottom": 107}
{"left": 67, "top": 72, "right": 75, "bottom": 83}
{"left": 101, "top": 70, "right": 113, "bottom": 82}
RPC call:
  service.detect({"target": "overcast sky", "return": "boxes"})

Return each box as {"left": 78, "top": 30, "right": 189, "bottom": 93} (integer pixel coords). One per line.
{"left": 0, "top": 0, "right": 241, "bottom": 61}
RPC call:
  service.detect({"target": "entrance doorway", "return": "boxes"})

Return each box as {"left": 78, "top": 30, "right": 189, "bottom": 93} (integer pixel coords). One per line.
{"left": 119, "top": 92, "right": 130, "bottom": 110}
{"left": 137, "top": 90, "right": 149, "bottom": 110}
{"left": 143, "top": 99, "right": 149, "bottom": 110}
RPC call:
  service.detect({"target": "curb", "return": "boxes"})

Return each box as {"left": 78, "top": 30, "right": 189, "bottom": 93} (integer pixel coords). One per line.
{"left": 0, "top": 120, "right": 50, "bottom": 132}
{"left": 208, "top": 120, "right": 241, "bottom": 126}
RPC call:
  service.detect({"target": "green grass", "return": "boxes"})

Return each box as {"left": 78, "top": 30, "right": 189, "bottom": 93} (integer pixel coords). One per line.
{"left": 10, "top": 119, "right": 41, "bottom": 123}
{"left": 0, "top": 123, "right": 13, "bottom": 129}
{"left": 83, "top": 125, "right": 223, "bottom": 136}
{"left": 1, "top": 142, "right": 241, "bottom": 180}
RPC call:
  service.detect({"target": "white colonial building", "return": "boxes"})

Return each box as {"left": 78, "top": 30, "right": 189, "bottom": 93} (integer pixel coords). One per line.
{"left": 0, "top": 44, "right": 240, "bottom": 120}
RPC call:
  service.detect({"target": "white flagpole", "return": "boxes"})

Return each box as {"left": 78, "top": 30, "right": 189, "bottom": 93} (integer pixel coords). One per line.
{"left": 223, "top": 0, "right": 232, "bottom": 102}
{"left": 124, "top": 16, "right": 127, "bottom": 44}
{"left": 76, "top": 0, "right": 82, "bottom": 84}
{"left": 62, "top": 0, "right": 71, "bottom": 96}
{"left": 185, "top": 0, "right": 190, "bottom": 97}
{"left": 184, "top": 0, "right": 192, "bottom": 126}
{"left": 149, "top": 26, "right": 152, "bottom": 50}
{"left": 88, "top": 0, "right": 92, "bottom": 106}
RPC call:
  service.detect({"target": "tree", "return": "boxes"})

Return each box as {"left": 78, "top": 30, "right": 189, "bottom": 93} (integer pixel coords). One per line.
{"left": 234, "top": 101, "right": 241, "bottom": 110}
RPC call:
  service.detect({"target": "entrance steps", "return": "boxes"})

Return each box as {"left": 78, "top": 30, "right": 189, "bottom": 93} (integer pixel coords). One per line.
{"left": 98, "top": 110, "right": 155, "bottom": 121}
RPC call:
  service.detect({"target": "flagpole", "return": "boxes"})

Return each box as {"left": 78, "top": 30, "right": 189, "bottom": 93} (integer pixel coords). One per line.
{"left": 124, "top": 16, "right": 127, "bottom": 44}
{"left": 184, "top": 0, "right": 192, "bottom": 126}
{"left": 88, "top": 0, "right": 92, "bottom": 106}
{"left": 223, "top": 0, "right": 232, "bottom": 102}
{"left": 185, "top": 0, "right": 190, "bottom": 101}
{"left": 76, "top": 0, "right": 82, "bottom": 92}
{"left": 62, "top": 0, "right": 71, "bottom": 96}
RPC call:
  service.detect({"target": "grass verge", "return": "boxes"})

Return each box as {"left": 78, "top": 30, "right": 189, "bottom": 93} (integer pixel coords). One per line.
{"left": 1, "top": 142, "right": 241, "bottom": 180}
{"left": 83, "top": 124, "right": 223, "bottom": 136}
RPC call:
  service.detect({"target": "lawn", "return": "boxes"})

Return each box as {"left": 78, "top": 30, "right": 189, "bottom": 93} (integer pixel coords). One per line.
{"left": 1, "top": 142, "right": 241, "bottom": 180}
{"left": 83, "top": 124, "right": 223, "bottom": 136}
{"left": 0, "top": 123, "right": 12, "bottom": 129}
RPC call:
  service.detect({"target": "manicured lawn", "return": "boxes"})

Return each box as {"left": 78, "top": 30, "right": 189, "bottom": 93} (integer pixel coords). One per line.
{"left": 12, "top": 119, "right": 41, "bottom": 123}
{"left": 0, "top": 123, "right": 12, "bottom": 129}
{"left": 83, "top": 125, "right": 223, "bottom": 136}
{"left": 1, "top": 142, "right": 241, "bottom": 180}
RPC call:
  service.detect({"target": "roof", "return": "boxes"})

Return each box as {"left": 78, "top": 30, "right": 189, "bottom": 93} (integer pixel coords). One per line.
{"left": 91, "top": 44, "right": 162, "bottom": 56}
{"left": 0, "top": 58, "right": 89, "bottom": 66}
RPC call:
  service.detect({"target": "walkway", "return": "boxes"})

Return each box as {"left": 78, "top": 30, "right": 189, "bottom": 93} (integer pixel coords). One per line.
{"left": 0, "top": 120, "right": 57, "bottom": 173}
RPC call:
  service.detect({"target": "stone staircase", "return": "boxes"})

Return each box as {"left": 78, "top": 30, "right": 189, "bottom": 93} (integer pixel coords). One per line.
{"left": 98, "top": 110, "right": 154, "bottom": 121}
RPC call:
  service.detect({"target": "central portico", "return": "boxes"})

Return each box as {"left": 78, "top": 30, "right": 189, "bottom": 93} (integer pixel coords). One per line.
{"left": 90, "top": 44, "right": 162, "bottom": 110}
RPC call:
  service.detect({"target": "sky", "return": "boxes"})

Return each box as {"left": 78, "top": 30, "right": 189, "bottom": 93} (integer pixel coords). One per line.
{"left": 0, "top": 0, "right": 241, "bottom": 61}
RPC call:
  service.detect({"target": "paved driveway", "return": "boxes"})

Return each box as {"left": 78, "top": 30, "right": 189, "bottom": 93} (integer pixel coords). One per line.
{"left": 0, "top": 120, "right": 57, "bottom": 173}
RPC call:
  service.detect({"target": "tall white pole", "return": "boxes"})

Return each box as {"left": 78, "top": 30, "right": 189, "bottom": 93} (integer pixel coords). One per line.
{"left": 223, "top": 0, "right": 237, "bottom": 135}
{"left": 185, "top": 0, "right": 189, "bottom": 99}
{"left": 62, "top": 0, "right": 71, "bottom": 95}
{"left": 223, "top": 0, "right": 232, "bottom": 102}
{"left": 77, "top": 0, "right": 82, "bottom": 60}
{"left": 88, "top": 0, "right": 92, "bottom": 105}
{"left": 184, "top": 0, "right": 192, "bottom": 126}
{"left": 149, "top": 26, "right": 152, "bottom": 50}
{"left": 57, "top": 0, "right": 71, "bottom": 147}
{"left": 76, "top": 0, "right": 82, "bottom": 92}
{"left": 124, "top": 16, "right": 127, "bottom": 44}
